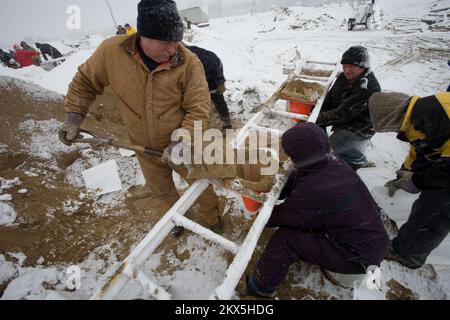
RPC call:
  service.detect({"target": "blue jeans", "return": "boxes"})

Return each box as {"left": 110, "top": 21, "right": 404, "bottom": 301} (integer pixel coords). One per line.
{"left": 329, "top": 129, "right": 369, "bottom": 168}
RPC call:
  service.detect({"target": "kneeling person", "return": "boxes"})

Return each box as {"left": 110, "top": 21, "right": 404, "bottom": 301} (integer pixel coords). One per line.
{"left": 246, "top": 122, "right": 389, "bottom": 298}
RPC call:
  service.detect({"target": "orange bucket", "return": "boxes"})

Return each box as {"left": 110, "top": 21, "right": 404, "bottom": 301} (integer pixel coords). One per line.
{"left": 289, "top": 100, "right": 315, "bottom": 122}
{"left": 242, "top": 195, "right": 263, "bottom": 214}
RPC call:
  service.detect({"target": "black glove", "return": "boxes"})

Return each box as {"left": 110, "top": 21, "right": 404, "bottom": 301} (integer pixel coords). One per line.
{"left": 316, "top": 112, "right": 329, "bottom": 127}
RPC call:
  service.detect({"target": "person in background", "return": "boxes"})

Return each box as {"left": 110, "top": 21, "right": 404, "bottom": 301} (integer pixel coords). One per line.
{"left": 369, "top": 91, "right": 450, "bottom": 269}
{"left": 13, "top": 44, "right": 40, "bottom": 68}
{"left": 20, "top": 41, "right": 42, "bottom": 65}
{"left": 316, "top": 46, "right": 381, "bottom": 170}
{"left": 35, "top": 43, "right": 63, "bottom": 62}
{"left": 184, "top": 17, "right": 192, "bottom": 30}
{"left": 124, "top": 23, "right": 137, "bottom": 35}
{"left": 245, "top": 122, "right": 389, "bottom": 298}
{"left": 185, "top": 44, "right": 232, "bottom": 129}
{"left": 0, "top": 49, "right": 20, "bottom": 68}
{"left": 116, "top": 25, "right": 127, "bottom": 35}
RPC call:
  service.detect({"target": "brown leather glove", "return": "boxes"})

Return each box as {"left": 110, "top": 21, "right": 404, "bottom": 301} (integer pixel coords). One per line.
{"left": 216, "top": 81, "right": 226, "bottom": 95}
{"left": 385, "top": 170, "right": 420, "bottom": 197}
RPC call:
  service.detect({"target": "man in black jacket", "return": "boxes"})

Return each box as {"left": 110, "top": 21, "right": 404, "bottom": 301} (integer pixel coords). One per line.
{"left": 35, "top": 43, "right": 63, "bottom": 61}
{"left": 317, "top": 46, "right": 381, "bottom": 170}
{"left": 369, "top": 91, "right": 450, "bottom": 269}
{"left": 0, "top": 49, "right": 19, "bottom": 68}
{"left": 185, "top": 44, "right": 232, "bottom": 129}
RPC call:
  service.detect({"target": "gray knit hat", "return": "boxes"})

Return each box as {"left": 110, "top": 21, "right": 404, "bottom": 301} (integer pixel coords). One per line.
{"left": 369, "top": 92, "right": 411, "bottom": 132}
{"left": 341, "top": 46, "right": 370, "bottom": 69}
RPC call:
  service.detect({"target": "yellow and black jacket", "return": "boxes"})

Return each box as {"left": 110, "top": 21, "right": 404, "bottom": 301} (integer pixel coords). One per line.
{"left": 398, "top": 92, "right": 450, "bottom": 190}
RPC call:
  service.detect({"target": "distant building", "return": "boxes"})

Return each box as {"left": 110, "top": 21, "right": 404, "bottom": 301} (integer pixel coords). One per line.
{"left": 179, "top": 7, "right": 210, "bottom": 28}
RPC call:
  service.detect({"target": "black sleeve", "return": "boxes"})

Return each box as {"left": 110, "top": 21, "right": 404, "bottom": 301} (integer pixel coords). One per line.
{"left": 320, "top": 89, "right": 334, "bottom": 113}
{"left": 278, "top": 170, "right": 298, "bottom": 200}
{"left": 410, "top": 95, "right": 450, "bottom": 150}
{"left": 410, "top": 95, "right": 450, "bottom": 190}
{"left": 320, "top": 75, "right": 380, "bottom": 127}
{"left": 319, "top": 75, "right": 342, "bottom": 113}
{"left": 41, "top": 50, "right": 48, "bottom": 61}
{"left": 413, "top": 158, "right": 450, "bottom": 190}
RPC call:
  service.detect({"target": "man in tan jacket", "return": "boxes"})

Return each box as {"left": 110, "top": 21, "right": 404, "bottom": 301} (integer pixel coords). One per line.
{"left": 59, "top": 0, "right": 221, "bottom": 234}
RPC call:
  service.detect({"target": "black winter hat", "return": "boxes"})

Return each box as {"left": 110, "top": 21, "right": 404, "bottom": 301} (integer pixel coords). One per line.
{"left": 341, "top": 45, "right": 370, "bottom": 69}
{"left": 137, "top": 0, "right": 184, "bottom": 42}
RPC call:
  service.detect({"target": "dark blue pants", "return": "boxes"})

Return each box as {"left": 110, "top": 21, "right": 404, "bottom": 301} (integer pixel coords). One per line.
{"left": 393, "top": 189, "right": 450, "bottom": 267}
{"left": 329, "top": 129, "right": 369, "bottom": 168}
{"left": 255, "top": 228, "right": 366, "bottom": 288}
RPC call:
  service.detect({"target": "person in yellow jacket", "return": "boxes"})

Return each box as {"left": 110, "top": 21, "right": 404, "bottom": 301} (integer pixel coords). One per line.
{"left": 369, "top": 91, "right": 450, "bottom": 269}
{"left": 124, "top": 23, "right": 137, "bottom": 35}
{"left": 58, "top": 0, "right": 222, "bottom": 235}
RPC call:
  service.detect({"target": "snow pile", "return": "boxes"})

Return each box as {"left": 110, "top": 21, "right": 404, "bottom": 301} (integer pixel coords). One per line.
{"left": 1, "top": 243, "right": 122, "bottom": 300}
{"left": 0, "top": 75, "right": 61, "bottom": 101}
{"left": 119, "top": 235, "right": 229, "bottom": 300}
{"left": 0, "top": 202, "right": 17, "bottom": 226}
{"left": 1, "top": 177, "right": 22, "bottom": 191}
{"left": 0, "top": 254, "right": 17, "bottom": 285}
{"left": 0, "top": 43, "right": 96, "bottom": 96}
{"left": 0, "top": 177, "right": 22, "bottom": 206}
{"left": 378, "top": 0, "right": 450, "bottom": 19}
{"left": 62, "top": 199, "right": 83, "bottom": 216}
{"left": 18, "top": 119, "right": 79, "bottom": 166}
{"left": 0, "top": 194, "right": 12, "bottom": 201}
{"left": 37, "top": 48, "right": 96, "bottom": 95}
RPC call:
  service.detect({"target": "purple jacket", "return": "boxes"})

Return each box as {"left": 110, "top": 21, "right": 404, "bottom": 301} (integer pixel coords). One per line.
{"left": 270, "top": 123, "right": 389, "bottom": 267}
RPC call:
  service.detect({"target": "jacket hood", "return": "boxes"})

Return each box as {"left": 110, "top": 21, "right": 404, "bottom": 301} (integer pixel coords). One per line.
{"left": 282, "top": 122, "right": 331, "bottom": 169}
{"left": 369, "top": 92, "right": 411, "bottom": 132}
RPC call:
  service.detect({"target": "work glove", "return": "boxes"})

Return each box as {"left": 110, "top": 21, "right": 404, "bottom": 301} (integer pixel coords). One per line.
{"left": 216, "top": 81, "right": 226, "bottom": 95}
{"left": 58, "top": 112, "right": 84, "bottom": 146}
{"left": 222, "top": 118, "right": 233, "bottom": 130}
{"left": 384, "top": 170, "right": 421, "bottom": 197}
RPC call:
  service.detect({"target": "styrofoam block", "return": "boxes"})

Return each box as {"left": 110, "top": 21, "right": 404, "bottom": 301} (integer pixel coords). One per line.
{"left": 82, "top": 160, "right": 122, "bottom": 195}
{"left": 119, "top": 148, "right": 135, "bottom": 157}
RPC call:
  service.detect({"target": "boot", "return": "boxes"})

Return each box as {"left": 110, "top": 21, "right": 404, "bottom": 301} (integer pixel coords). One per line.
{"left": 210, "top": 215, "right": 223, "bottom": 234}
{"left": 245, "top": 274, "right": 277, "bottom": 298}
{"left": 351, "top": 160, "right": 376, "bottom": 171}
{"left": 171, "top": 226, "right": 185, "bottom": 238}
{"left": 384, "top": 242, "right": 423, "bottom": 269}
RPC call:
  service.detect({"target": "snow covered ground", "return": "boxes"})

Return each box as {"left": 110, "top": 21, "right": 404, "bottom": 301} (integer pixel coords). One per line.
{"left": 1, "top": 1, "right": 450, "bottom": 300}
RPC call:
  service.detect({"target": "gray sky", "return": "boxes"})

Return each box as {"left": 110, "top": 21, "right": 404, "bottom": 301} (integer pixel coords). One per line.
{"left": 0, "top": 0, "right": 140, "bottom": 47}
{"left": 0, "top": 0, "right": 427, "bottom": 48}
